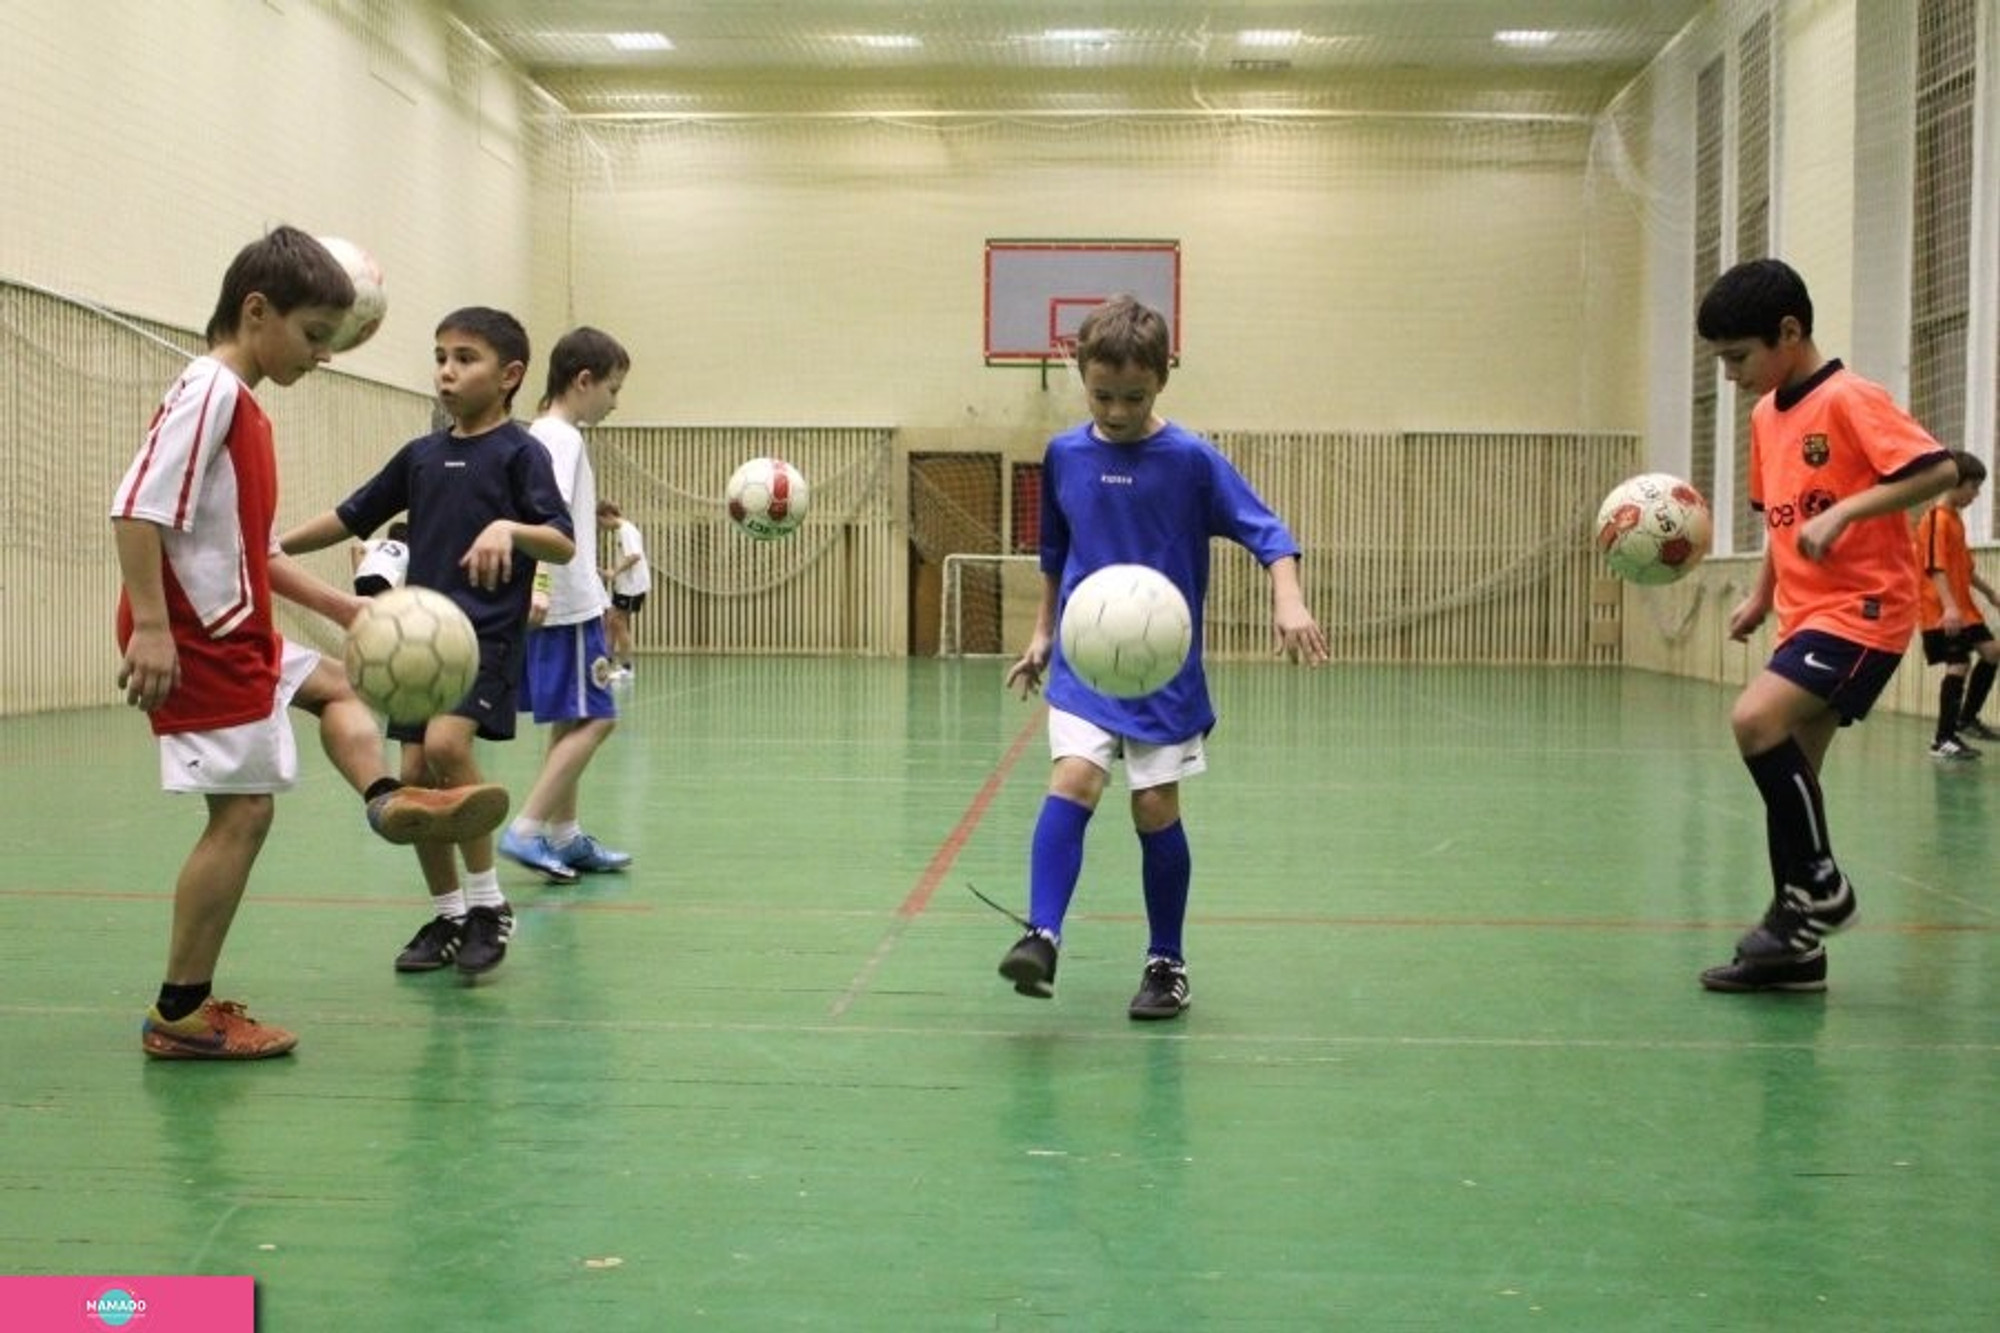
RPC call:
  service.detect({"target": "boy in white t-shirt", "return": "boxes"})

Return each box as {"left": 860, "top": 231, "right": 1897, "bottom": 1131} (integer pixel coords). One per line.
{"left": 499, "top": 328, "right": 636, "bottom": 882}
{"left": 598, "top": 500, "right": 649, "bottom": 677}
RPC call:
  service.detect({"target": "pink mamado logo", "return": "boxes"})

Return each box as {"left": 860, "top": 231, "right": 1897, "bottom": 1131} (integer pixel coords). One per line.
{"left": 86, "top": 1286, "right": 147, "bottom": 1327}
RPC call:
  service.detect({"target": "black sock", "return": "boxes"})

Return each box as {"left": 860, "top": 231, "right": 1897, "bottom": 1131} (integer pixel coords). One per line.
{"left": 1962, "top": 661, "right": 1996, "bottom": 724}
{"left": 156, "top": 981, "right": 212, "bottom": 1022}
{"left": 364, "top": 777, "right": 402, "bottom": 803}
{"left": 1743, "top": 739, "right": 1833, "bottom": 886}
{"left": 1937, "top": 674, "right": 1966, "bottom": 743}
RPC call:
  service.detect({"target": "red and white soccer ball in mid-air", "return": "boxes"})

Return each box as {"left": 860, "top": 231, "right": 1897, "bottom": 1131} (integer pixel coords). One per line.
{"left": 1594, "top": 472, "right": 1714, "bottom": 586}
{"left": 1059, "top": 564, "right": 1194, "bottom": 699}
{"left": 316, "top": 235, "right": 387, "bottom": 352}
{"left": 727, "top": 456, "right": 810, "bottom": 540}
{"left": 344, "top": 586, "right": 479, "bottom": 724}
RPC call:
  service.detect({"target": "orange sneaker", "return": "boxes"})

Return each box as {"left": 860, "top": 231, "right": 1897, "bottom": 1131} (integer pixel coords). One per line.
{"left": 366, "top": 783, "right": 509, "bottom": 845}
{"left": 141, "top": 999, "right": 298, "bottom": 1060}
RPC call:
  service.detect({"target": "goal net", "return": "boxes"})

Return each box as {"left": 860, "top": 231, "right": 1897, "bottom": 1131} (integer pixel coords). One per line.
{"left": 940, "top": 553, "right": 1042, "bottom": 658}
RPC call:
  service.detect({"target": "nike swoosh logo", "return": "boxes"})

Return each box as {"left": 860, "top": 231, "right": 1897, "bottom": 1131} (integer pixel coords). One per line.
{"left": 1804, "top": 652, "right": 1834, "bottom": 671}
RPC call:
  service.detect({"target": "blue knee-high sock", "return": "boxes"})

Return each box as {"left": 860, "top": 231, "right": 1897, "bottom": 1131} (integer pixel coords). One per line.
{"left": 1027, "top": 795, "right": 1093, "bottom": 937}
{"left": 1138, "top": 820, "right": 1191, "bottom": 962}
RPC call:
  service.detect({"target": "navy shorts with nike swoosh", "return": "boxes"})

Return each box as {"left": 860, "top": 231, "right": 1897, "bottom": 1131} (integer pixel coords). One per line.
{"left": 1768, "top": 629, "right": 1904, "bottom": 724}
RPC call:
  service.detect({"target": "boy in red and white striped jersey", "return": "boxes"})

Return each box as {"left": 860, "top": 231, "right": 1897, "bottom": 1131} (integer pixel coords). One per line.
{"left": 112, "top": 227, "right": 507, "bottom": 1060}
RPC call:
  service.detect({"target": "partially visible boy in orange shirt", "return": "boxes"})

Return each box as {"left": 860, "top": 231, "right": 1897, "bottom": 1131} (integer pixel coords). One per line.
{"left": 1695, "top": 259, "right": 1956, "bottom": 994}
{"left": 1914, "top": 450, "right": 2000, "bottom": 759}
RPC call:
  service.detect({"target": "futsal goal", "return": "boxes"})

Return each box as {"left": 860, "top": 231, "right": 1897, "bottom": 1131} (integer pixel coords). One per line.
{"left": 939, "top": 553, "right": 1042, "bottom": 658}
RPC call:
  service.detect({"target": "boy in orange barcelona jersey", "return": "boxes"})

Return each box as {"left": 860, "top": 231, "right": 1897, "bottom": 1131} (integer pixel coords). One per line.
{"left": 1913, "top": 450, "right": 2000, "bottom": 759}
{"left": 1694, "top": 259, "right": 1956, "bottom": 994}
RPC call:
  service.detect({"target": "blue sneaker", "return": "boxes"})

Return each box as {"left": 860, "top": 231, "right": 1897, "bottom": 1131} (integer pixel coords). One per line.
{"left": 498, "top": 829, "right": 579, "bottom": 883}
{"left": 557, "top": 833, "right": 632, "bottom": 873}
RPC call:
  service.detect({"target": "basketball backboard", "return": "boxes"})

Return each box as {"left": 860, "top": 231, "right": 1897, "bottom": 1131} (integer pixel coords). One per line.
{"left": 983, "top": 239, "right": 1181, "bottom": 366}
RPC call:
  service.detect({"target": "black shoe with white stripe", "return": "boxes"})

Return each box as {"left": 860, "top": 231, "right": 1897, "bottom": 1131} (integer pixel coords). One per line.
{"left": 1738, "top": 876, "right": 1858, "bottom": 961}
{"left": 394, "top": 916, "right": 463, "bottom": 973}
{"left": 455, "top": 903, "right": 515, "bottom": 976}
{"left": 1700, "top": 946, "right": 1827, "bottom": 993}
{"left": 1128, "top": 956, "right": 1191, "bottom": 1020}
{"left": 998, "top": 931, "right": 1058, "bottom": 998}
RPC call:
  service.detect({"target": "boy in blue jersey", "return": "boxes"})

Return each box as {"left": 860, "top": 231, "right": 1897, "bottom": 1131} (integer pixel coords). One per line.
{"left": 284, "top": 308, "right": 575, "bottom": 978}
{"left": 1000, "top": 295, "right": 1328, "bottom": 1019}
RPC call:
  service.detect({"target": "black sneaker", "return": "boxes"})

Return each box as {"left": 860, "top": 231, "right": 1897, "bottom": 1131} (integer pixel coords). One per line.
{"left": 1739, "top": 877, "right": 1858, "bottom": 960}
{"left": 998, "top": 931, "right": 1057, "bottom": 998}
{"left": 456, "top": 903, "right": 515, "bottom": 976}
{"left": 394, "top": 916, "right": 463, "bottom": 972}
{"left": 1957, "top": 717, "right": 2000, "bottom": 742}
{"left": 1128, "top": 956, "right": 1191, "bottom": 1020}
{"left": 1700, "top": 946, "right": 1828, "bottom": 993}
{"left": 1929, "top": 736, "right": 1981, "bottom": 761}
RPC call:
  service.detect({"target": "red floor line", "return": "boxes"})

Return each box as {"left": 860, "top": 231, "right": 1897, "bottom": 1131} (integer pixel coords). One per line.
{"left": 896, "top": 704, "right": 1045, "bottom": 919}
{"left": 829, "top": 704, "right": 1044, "bottom": 1019}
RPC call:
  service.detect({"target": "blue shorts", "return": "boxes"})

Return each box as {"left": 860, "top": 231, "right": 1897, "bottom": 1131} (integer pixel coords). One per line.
{"left": 1767, "top": 629, "right": 1905, "bottom": 724}
{"left": 522, "top": 619, "right": 618, "bottom": 724}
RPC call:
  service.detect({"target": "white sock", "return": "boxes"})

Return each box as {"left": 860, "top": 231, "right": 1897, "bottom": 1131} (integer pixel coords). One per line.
{"left": 432, "top": 888, "right": 467, "bottom": 921}
{"left": 508, "top": 816, "right": 545, "bottom": 840}
{"left": 463, "top": 869, "right": 504, "bottom": 909}
{"left": 548, "top": 820, "right": 583, "bottom": 847}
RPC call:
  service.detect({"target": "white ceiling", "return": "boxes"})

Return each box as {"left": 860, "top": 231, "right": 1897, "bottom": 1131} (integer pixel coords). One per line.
{"left": 444, "top": 1, "right": 1712, "bottom": 117}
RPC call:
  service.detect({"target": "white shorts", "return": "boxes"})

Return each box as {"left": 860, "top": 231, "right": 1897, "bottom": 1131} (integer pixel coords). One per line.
{"left": 1048, "top": 707, "right": 1207, "bottom": 791}
{"left": 158, "top": 640, "right": 321, "bottom": 794}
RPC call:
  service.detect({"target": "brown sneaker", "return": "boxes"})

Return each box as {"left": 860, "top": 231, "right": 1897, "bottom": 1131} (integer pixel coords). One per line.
{"left": 366, "top": 784, "right": 509, "bottom": 845}
{"left": 142, "top": 999, "right": 298, "bottom": 1059}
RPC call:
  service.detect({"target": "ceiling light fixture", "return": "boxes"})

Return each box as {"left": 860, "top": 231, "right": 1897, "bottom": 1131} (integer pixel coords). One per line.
{"left": 607, "top": 32, "right": 673, "bottom": 51}
{"left": 1238, "top": 30, "right": 1301, "bottom": 48}
{"left": 1043, "top": 29, "right": 1111, "bottom": 44}
{"left": 853, "top": 34, "right": 921, "bottom": 49}
{"left": 1492, "top": 30, "right": 1558, "bottom": 48}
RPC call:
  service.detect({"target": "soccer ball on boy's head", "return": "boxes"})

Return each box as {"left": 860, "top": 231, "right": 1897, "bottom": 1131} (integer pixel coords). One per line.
{"left": 1059, "top": 564, "right": 1194, "bottom": 699}
{"left": 315, "top": 235, "right": 387, "bottom": 352}
{"left": 1594, "top": 473, "right": 1714, "bottom": 585}
{"left": 343, "top": 586, "right": 478, "bottom": 725}
{"left": 726, "top": 456, "right": 810, "bottom": 540}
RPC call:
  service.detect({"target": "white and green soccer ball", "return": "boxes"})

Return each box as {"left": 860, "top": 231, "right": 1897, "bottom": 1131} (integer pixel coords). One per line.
{"left": 1058, "top": 563, "right": 1194, "bottom": 699}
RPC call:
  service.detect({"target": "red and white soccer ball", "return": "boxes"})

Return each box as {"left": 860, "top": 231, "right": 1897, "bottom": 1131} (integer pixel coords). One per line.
{"left": 317, "top": 235, "right": 387, "bottom": 352}
{"left": 1058, "top": 564, "right": 1194, "bottom": 699}
{"left": 344, "top": 586, "right": 478, "bottom": 724}
{"left": 727, "top": 457, "right": 810, "bottom": 540}
{"left": 1594, "top": 472, "right": 1714, "bottom": 586}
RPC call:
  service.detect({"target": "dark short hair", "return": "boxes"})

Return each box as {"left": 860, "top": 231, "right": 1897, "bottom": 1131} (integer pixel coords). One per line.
{"left": 1952, "top": 450, "right": 1987, "bottom": 485}
{"left": 1697, "top": 258, "right": 1814, "bottom": 344}
{"left": 1075, "top": 295, "right": 1172, "bottom": 382}
{"left": 542, "top": 326, "right": 631, "bottom": 409}
{"left": 387, "top": 520, "right": 410, "bottom": 541}
{"left": 205, "top": 226, "right": 354, "bottom": 344}
{"left": 435, "top": 307, "right": 532, "bottom": 407}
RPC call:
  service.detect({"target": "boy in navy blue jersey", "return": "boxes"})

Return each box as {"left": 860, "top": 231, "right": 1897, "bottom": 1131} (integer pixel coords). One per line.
{"left": 1000, "top": 295, "right": 1328, "bottom": 1020}
{"left": 285, "top": 307, "right": 575, "bottom": 978}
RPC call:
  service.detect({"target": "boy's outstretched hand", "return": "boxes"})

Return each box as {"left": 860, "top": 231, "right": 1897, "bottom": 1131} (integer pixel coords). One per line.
{"left": 1006, "top": 637, "right": 1051, "bottom": 700}
{"left": 1273, "top": 604, "right": 1330, "bottom": 665}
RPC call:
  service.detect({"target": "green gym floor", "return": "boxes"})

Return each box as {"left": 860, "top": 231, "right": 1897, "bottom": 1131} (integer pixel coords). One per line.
{"left": 0, "top": 661, "right": 1993, "bottom": 1330}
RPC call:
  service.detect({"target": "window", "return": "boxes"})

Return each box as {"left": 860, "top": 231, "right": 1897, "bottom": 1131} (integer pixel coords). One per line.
{"left": 1908, "top": 0, "right": 1978, "bottom": 457}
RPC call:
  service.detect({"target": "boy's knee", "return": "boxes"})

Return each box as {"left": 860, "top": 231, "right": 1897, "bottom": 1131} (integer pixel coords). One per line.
{"left": 214, "top": 793, "right": 276, "bottom": 839}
